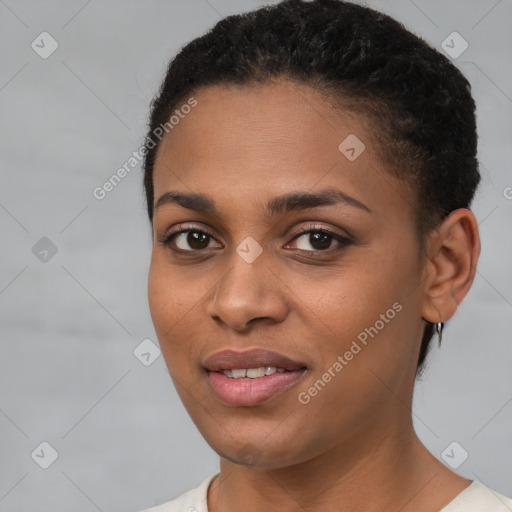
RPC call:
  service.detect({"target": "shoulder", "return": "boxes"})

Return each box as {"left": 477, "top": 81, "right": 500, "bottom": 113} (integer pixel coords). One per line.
{"left": 139, "top": 473, "right": 218, "bottom": 512}
{"left": 441, "top": 481, "right": 512, "bottom": 512}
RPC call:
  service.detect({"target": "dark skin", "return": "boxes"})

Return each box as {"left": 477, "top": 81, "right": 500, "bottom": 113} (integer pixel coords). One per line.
{"left": 148, "top": 80, "right": 480, "bottom": 511}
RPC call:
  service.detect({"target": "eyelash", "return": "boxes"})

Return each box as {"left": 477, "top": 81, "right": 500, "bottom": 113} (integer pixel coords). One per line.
{"left": 157, "top": 223, "right": 352, "bottom": 256}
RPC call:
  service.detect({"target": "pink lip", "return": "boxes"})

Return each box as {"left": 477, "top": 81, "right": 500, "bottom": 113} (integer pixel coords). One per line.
{"left": 203, "top": 348, "right": 307, "bottom": 407}
{"left": 204, "top": 348, "right": 306, "bottom": 407}
{"left": 207, "top": 370, "right": 306, "bottom": 406}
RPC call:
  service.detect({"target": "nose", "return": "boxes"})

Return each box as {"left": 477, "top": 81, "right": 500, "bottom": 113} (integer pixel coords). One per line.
{"left": 206, "top": 249, "right": 289, "bottom": 332}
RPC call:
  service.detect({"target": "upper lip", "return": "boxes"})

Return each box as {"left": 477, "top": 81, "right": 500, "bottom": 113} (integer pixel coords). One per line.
{"left": 203, "top": 348, "right": 307, "bottom": 372}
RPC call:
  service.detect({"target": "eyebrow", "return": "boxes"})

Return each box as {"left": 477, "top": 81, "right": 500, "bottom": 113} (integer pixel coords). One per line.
{"left": 154, "top": 187, "right": 371, "bottom": 217}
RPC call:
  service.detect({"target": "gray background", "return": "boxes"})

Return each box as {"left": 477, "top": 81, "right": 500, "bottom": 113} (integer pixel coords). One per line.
{"left": 0, "top": 0, "right": 510, "bottom": 510}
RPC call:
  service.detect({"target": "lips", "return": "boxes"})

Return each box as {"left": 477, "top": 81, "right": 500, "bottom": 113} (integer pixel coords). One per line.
{"left": 203, "top": 348, "right": 307, "bottom": 407}
{"left": 203, "top": 348, "right": 306, "bottom": 372}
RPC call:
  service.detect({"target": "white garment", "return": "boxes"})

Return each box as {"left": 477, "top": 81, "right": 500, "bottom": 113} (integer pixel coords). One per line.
{"left": 140, "top": 473, "right": 512, "bottom": 512}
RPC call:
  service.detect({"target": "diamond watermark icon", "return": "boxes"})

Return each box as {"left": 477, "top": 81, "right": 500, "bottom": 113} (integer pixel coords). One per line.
{"left": 441, "top": 32, "right": 468, "bottom": 59}
{"left": 441, "top": 441, "right": 469, "bottom": 469}
{"left": 339, "top": 134, "right": 365, "bottom": 161}
{"left": 237, "top": 443, "right": 263, "bottom": 465}
{"left": 134, "top": 338, "right": 161, "bottom": 366}
{"left": 31, "top": 32, "right": 59, "bottom": 59}
{"left": 32, "top": 237, "right": 58, "bottom": 263}
{"left": 31, "top": 441, "right": 59, "bottom": 469}
{"left": 236, "top": 236, "right": 263, "bottom": 264}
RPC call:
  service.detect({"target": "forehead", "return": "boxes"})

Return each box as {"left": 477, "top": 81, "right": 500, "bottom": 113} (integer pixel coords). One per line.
{"left": 156, "top": 81, "right": 367, "bottom": 167}
{"left": 152, "top": 81, "right": 412, "bottom": 222}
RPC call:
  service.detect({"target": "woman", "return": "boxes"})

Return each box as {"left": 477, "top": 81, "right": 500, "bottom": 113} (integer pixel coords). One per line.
{"left": 139, "top": 0, "right": 512, "bottom": 510}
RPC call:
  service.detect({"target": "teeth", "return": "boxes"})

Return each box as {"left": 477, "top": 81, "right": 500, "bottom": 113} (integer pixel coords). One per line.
{"left": 222, "top": 367, "right": 281, "bottom": 379}
{"left": 246, "top": 367, "right": 267, "bottom": 378}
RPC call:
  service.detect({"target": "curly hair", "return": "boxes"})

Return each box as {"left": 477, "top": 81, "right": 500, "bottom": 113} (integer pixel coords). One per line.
{"left": 142, "top": 0, "right": 480, "bottom": 373}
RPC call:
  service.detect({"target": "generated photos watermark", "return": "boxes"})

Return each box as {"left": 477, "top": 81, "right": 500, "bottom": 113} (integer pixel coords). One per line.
{"left": 298, "top": 301, "right": 403, "bottom": 404}
{"left": 92, "top": 97, "right": 198, "bottom": 200}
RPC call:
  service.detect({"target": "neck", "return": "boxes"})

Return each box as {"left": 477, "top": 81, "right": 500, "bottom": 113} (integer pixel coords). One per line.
{"left": 207, "top": 419, "right": 469, "bottom": 512}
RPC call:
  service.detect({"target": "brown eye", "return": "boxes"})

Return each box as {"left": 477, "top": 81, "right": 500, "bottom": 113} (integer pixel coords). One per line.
{"left": 288, "top": 228, "right": 352, "bottom": 253}
{"left": 306, "top": 232, "right": 332, "bottom": 250}
{"left": 161, "top": 228, "right": 221, "bottom": 251}
{"left": 180, "top": 231, "right": 210, "bottom": 250}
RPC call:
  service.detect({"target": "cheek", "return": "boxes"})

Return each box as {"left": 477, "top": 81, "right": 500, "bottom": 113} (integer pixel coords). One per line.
{"left": 289, "top": 256, "right": 399, "bottom": 329}
{"left": 147, "top": 252, "right": 211, "bottom": 365}
{"left": 147, "top": 254, "right": 192, "bottom": 345}
{"left": 294, "top": 247, "right": 419, "bottom": 368}
{"left": 147, "top": 256, "right": 171, "bottom": 332}
{"left": 148, "top": 251, "right": 194, "bottom": 320}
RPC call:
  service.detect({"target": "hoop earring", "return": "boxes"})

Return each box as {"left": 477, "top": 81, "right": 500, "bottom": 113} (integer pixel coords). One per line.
{"left": 436, "top": 322, "right": 444, "bottom": 346}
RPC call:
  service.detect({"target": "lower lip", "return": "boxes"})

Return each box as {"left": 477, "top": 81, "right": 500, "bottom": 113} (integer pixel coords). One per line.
{"left": 207, "top": 370, "right": 306, "bottom": 406}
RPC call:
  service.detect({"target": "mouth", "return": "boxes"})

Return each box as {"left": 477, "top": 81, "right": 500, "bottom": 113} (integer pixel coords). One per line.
{"left": 203, "top": 348, "right": 307, "bottom": 407}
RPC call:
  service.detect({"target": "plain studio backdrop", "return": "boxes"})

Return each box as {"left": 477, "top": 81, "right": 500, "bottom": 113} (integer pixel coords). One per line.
{"left": 0, "top": 0, "right": 511, "bottom": 510}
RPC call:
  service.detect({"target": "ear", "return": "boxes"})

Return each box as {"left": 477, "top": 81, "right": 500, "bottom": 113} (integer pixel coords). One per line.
{"left": 421, "top": 208, "right": 481, "bottom": 324}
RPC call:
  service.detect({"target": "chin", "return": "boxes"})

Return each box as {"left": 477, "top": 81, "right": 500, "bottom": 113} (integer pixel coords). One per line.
{"left": 197, "top": 423, "right": 309, "bottom": 470}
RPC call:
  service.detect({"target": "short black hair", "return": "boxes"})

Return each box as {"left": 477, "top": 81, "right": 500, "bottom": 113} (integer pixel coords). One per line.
{"left": 142, "top": 0, "right": 480, "bottom": 373}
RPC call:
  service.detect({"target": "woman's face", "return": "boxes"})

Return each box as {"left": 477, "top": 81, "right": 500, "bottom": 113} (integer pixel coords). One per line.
{"left": 148, "top": 81, "right": 430, "bottom": 468}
